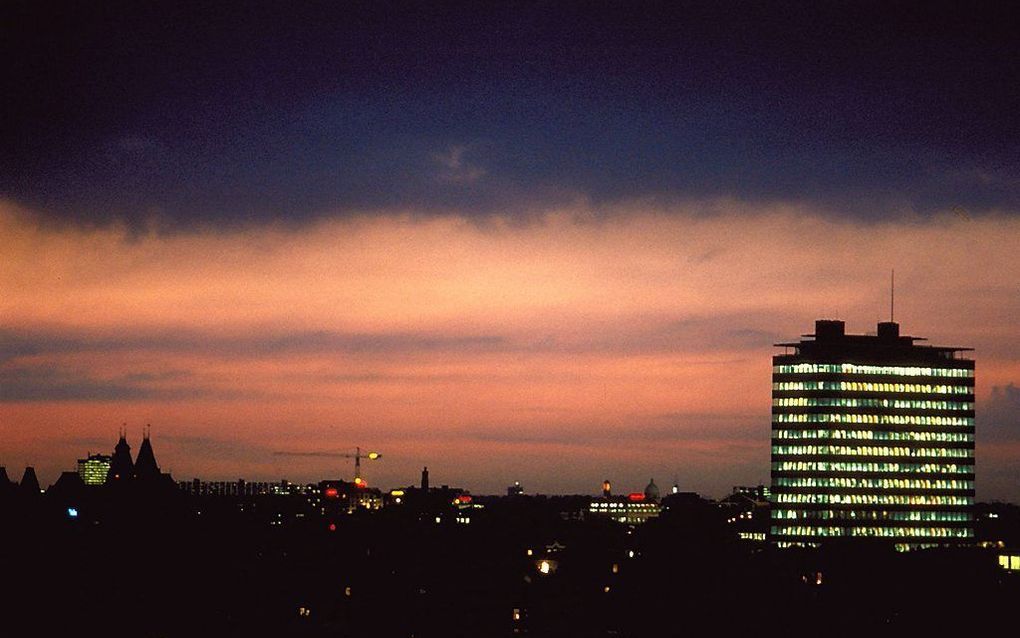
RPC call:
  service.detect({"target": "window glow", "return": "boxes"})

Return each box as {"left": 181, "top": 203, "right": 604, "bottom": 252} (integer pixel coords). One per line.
{"left": 772, "top": 493, "right": 972, "bottom": 506}
{"left": 772, "top": 413, "right": 973, "bottom": 426}
{"left": 770, "top": 526, "right": 973, "bottom": 538}
{"left": 772, "top": 461, "right": 972, "bottom": 474}
{"left": 772, "top": 397, "right": 972, "bottom": 410}
{"left": 772, "top": 509, "right": 972, "bottom": 522}
{"left": 772, "top": 429, "right": 973, "bottom": 443}
{"left": 771, "top": 445, "right": 972, "bottom": 459}
{"left": 774, "top": 364, "right": 973, "bottom": 378}
{"left": 772, "top": 381, "right": 972, "bottom": 395}
{"left": 773, "top": 477, "right": 973, "bottom": 490}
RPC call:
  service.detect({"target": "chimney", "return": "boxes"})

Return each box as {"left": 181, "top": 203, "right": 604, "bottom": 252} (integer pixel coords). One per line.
{"left": 814, "top": 320, "right": 845, "bottom": 341}
{"left": 877, "top": 321, "right": 900, "bottom": 340}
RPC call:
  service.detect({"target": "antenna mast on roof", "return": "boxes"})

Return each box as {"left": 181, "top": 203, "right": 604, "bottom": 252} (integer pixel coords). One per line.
{"left": 890, "top": 269, "right": 895, "bottom": 322}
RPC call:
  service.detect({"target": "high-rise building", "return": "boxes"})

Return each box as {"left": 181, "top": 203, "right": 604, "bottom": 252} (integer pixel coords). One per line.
{"left": 770, "top": 320, "right": 975, "bottom": 550}
{"left": 77, "top": 453, "right": 112, "bottom": 486}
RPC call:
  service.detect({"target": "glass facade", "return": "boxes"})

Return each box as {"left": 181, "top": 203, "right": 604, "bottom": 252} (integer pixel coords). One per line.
{"left": 770, "top": 320, "right": 975, "bottom": 549}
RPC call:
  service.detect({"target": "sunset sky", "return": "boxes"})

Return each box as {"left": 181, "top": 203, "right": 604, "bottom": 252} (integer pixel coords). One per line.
{"left": 3, "top": 2, "right": 1019, "bottom": 499}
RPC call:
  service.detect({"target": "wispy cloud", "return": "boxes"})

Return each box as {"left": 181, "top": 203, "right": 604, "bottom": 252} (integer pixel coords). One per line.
{"left": 433, "top": 145, "right": 486, "bottom": 184}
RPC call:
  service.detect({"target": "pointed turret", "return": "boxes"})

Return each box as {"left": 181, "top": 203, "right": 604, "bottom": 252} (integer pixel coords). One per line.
{"left": 106, "top": 430, "right": 134, "bottom": 483}
{"left": 0, "top": 467, "right": 12, "bottom": 497}
{"left": 20, "top": 466, "right": 41, "bottom": 495}
{"left": 134, "top": 428, "right": 161, "bottom": 481}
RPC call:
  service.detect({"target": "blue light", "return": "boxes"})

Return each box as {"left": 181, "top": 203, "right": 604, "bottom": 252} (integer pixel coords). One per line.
{"left": 67, "top": 507, "right": 78, "bottom": 518}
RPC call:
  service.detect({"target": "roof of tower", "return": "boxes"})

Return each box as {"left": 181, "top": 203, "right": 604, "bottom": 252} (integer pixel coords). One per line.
{"left": 775, "top": 319, "right": 973, "bottom": 364}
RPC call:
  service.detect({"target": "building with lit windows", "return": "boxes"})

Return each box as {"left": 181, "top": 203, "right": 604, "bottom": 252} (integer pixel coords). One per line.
{"left": 77, "top": 453, "right": 111, "bottom": 486}
{"left": 998, "top": 551, "right": 1020, "bottom": 573}
{"left": 588, "top": 479, "right": 662, "bottom": 525}
{"left": 770, "top": 319, "right": 975, "bottom": 550}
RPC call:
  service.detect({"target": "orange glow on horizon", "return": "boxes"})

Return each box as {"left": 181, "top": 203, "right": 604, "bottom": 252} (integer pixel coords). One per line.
{"left": 2, "top": 199, "right": 1019, "bottom": 499}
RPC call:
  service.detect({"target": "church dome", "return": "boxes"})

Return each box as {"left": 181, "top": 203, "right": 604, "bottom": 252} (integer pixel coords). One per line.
{"left": 644, "top": 478, "right": 660, "bottom": 502}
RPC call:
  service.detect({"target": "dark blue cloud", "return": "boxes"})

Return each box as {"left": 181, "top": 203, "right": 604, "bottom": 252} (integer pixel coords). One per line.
{"left": 3, "top": 1, "right": 1018, "bottom": 227}
{"left": 0, "top": 329, "right": 506, "bottom": 362}
{"left": 981, "top": 383, "right": 1020, "bottom": 443}
{"left": 0, "top": 366, "right": 204, "bottom": 402}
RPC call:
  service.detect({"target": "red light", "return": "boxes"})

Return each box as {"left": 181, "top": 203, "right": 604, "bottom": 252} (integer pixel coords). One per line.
{"left": 457, "top": 494, "right": 472, "bottom": 504}
{"left": 325, "top": 487, "right": 338, "bottom": 498}
{"left": 328, "top": 523, "right": 336, "bottom": 532}
{"left": 627, "top": 493, "right": 645, "bottom": 502}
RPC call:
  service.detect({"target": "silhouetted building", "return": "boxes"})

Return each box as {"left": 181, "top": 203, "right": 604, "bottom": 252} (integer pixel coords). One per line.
{"left": 732, "top": 485, "right": 770, "bottom": 499}
{"left": 179, "top": 478, "right": 288, "bottom": 496}
{"left": 77, "top": 453, "right": 111, "bottom": 486}
{"left": 421, "top": 466, "right": 429, "bottom": 492}
{"left": 771, "top": 319, "right": 975, "bottom": 549}
{"left": 48, "top": 471, "right": 87, "bottom": 503}
{"left": 134, "top": 431, "right": 161, "bottom": 481}
{"left": 719, "top": 486, "right": 770, "bottom": 543}
{"left": 106, "top": 432, "right": 134, "bottom": 483}
{"left": 320, "top": 480, "right": 383, "bottom": 515}
{"left": 20, "top": 466, "right": 41, "bottom": 495}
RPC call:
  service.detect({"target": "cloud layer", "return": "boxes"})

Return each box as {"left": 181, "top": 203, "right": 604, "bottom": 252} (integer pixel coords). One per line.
{"left": 3, "top": 2, "right": 1018, "bottom": 226}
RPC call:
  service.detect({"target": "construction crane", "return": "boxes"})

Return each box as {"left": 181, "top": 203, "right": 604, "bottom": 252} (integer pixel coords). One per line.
{"left": 348, "top": 447, "right": 381, "bottom": 486}
{"left": 273, "top": 446, "right": 382, "bottom": 486}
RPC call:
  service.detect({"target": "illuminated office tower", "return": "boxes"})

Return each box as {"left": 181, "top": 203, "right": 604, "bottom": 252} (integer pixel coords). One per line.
{"left": 770, "top": 320, "right": 975, "bottom": 550}
{"left": 77, "top": 453, "right": 112, "bottom": 486}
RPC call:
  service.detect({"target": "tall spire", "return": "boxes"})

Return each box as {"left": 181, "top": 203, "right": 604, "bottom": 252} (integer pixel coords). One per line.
{"left": 106, "top": 428, "right": 134, "bottom": 483}
{"left": 134, "top": 426, "right": 161, "bottom": 481}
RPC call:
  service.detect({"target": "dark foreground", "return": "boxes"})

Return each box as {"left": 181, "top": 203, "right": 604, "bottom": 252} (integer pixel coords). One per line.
{"left": 3, "top": 488, "right": 1018, "bottom": 637}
